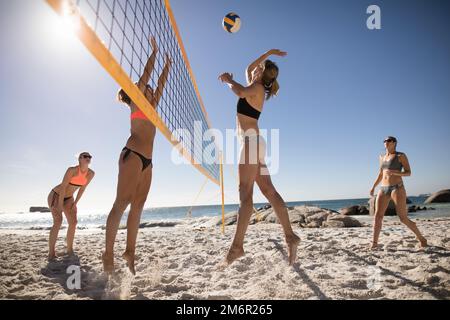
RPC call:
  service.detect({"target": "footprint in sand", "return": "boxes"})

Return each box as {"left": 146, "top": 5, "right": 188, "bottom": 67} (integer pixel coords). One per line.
{"left": 400, "top": 265, "right": 417, "bottom": 271}
{"left": 426, "top": 275, "right": 442, "bottom": 286}
{"left": 161, "top": 275, "right": 178, "bottom": 284}
{"left": 160, "top": 284, "right": 191, "bottom": 294}
{"left": 303, "top": 263, "right": 322, "bottom": 271}
{"left": 322, "top": 249, "right": 338, "bottom": 255}
{"left": 317, "top": 273, "right": 333, "bottom": 280}
{"left": 343, "top": 279, "right": 368, "bottom": 290}
{"left": 429, "top": 266, "right": 449, "bottom": 274}
{"left": 233, "top": 262, "right": 250, "bottom": 273}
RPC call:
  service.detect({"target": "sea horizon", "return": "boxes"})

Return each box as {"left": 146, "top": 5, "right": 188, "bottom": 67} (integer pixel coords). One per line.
{"left": 2, "top": 195, "right": 449, "bottom": 230}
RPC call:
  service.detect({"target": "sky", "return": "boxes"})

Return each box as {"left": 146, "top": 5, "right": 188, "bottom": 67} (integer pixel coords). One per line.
{"left": 0, "top": 0, "right": 449, "bottom": 213}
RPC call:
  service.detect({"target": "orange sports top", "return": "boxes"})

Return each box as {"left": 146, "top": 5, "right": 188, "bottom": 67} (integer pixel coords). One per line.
{"left": 130, "top": 109, "right": 150, "bottom": 121}
{"left": 70, "top": 167, "right": 88, "bottom": 187}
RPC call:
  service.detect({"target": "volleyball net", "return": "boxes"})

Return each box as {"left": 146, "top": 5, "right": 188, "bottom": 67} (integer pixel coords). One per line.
{"left": 45, "top": 0, "right": 220, "bottom": 184}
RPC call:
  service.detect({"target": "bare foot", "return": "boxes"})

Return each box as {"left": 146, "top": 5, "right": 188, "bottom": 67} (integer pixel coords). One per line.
{"left": 48, "top": 253, "right": 57, "bottom": 261}
{"left": 286, "top": 235, "right": 300, "bottom": 266}
{"left": 122, "top": 251, "right": 136, "bottom": 275}
{"left": 225, "top": 245, "right": 245, "bottom": 266}
{"left": 102, "top": 252, "right": 114, "bottom": 274}
{"left": 418, "top": 237, "right": 428, "bottom": 249}
{"left": 369, "top": 243, "right": 380, "bottom": 251}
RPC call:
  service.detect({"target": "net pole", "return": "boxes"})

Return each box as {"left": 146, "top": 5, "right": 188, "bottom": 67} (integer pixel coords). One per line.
{"left": 219, "top": 151, "right": 225, "bottom": 234}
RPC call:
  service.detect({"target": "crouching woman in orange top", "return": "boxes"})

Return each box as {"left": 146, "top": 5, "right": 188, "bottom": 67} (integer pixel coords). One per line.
{"left": 47, "top": 152, "right": 95, "bottom": 260}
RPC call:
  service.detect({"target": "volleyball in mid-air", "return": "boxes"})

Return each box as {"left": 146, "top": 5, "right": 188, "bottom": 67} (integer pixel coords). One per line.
{"left": 223, "top": 13, "right": 241, "bottom": 33}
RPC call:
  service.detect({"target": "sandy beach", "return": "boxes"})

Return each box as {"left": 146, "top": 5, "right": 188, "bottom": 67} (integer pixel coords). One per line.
{"left": 0, "top": 216, "right": 449, "bottom": 300}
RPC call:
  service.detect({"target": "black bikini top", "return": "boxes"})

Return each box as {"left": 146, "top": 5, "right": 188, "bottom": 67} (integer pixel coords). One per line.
{"left": 237, "top": 98, "right": 261, "bottom": 120}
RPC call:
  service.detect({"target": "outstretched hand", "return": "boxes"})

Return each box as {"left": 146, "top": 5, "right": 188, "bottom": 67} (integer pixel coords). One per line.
{"left": 270, "top": 49, "right": 287, "bottom": 57}
{"left": 218, "top": 72, "right": 233, "bottom": 83}
{"left": 150, "top": 36, "right": 158, "bottom": 51}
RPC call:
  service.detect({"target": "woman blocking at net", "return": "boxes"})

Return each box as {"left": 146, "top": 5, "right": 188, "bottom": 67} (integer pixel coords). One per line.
{"left": 369, "top": 136, "right": 427, "bottom": 250}
{"left": 103, "top": 36, "right": 172, "bottom": 275}
{"left": 47, "top": 152, "right": 95, "bottom": 260}
{"left": 219, "top": 49, "right": 300, "bottom": 266}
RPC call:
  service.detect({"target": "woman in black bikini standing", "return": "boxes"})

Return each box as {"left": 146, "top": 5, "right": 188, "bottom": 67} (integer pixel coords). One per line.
{"left": 370, "top": 136, "right": 427, "bottom": 250}
{"left": 47, "top": 152, "right": 95, "bottom": 260}
{"left": 219, "top": 49, "right": 300, "bottom": 266}
{"left": 103, "top": 37, "right": 171, "bottom": 274}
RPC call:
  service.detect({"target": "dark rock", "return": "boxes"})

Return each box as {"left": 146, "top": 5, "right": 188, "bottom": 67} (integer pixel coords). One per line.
{"left": 305, "top": 221, "right": 321, "bottom": 228}
{"left": 139, "top": 221, "right": 179, "bottom": 228}
{"left": 339, "top": 206, "right": 359, "bottom": 216}
{"left": 368, "top": 197, "right": 397, "bottom": 216}
{"left": 257, "top": 204, "right": 272, "bottom": 211}
{"left": 305, "top": 212, "right": 329, "bottom": 224}
{"left": 327, "top": 214, "right": 362, "bottom": 227}
{"left": 30, "top": 207, "right": 50, "bottom": 213}
{"left": 322, "top": 220, "right": 345, "bottom": 228}
{"left": 216, "top": 211, "right": 238, "bottom": 226}
{"left": 425, "top": 189, "right": 450, "bottom": 204}
{"left": 358, "top": 206, "right": 369, "bottom": 215}
{"left": 338, "top": 206, "right": 367, "bottom": 215}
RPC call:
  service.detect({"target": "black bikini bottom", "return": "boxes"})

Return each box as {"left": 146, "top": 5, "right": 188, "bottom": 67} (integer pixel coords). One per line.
{"left": 122, "top": 147, "right": 153, "bottom": 171}
{"left": 50, "top": 190, "right": 73, "bottom": 207}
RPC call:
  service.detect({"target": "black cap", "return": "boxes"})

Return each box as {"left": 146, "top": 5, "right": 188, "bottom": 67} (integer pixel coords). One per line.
{"left": 384, "top": 136, "right": 397, "bottom": 143}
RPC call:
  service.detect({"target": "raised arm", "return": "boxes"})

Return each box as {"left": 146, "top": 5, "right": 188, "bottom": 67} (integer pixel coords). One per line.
{"left": 246, "top": 49, "right": 287, "bottom": 84}
{"left": 137, "top": 36, "right": 158, "bottom": 90}
{"left": 153, "top": 53, "right": 172, "bottom": 107}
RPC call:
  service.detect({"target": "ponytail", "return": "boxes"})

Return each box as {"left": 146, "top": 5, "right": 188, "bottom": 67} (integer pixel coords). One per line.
{"left": 262, "top": 60, "right": 280, "bottom": 100}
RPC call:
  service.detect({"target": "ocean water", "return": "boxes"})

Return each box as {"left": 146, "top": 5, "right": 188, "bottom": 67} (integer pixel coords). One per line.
{"left": 1, "top": 196, "right": 449, "bottom": 230}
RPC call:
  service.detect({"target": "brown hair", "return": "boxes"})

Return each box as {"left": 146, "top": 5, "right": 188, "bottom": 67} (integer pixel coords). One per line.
{"left": 117, "top": 88, "right": 131, "bottom": 105}
{"left": 261, "top": 60, "right": 280, "bottom": 100}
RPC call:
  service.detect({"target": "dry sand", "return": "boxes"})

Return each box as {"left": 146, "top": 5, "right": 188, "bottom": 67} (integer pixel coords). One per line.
{"left": 0, "top": 218, "right": 449, "bottom": 300}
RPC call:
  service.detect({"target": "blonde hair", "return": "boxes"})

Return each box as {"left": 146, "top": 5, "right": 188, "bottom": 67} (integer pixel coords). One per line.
{"left": 261, "top": 60, "right": 279, "bottom": 100}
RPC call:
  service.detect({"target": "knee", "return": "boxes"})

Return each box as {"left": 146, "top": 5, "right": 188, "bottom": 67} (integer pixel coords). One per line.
{"left": 399, "top": 216, "right": 411, "bottom": 224}
{"left": 114, "top": 197, "right": 131, "bottom": 212}
{"left": 261, "top": 186, "right": 278, "bottom": 200}
{"left": 68, "top": 218, "right": 78, "bottom": 227}
{"left": 373, "top": 213, "right": 384, "bottom": 224}
{"left": 240, "top": 198, "right": 253, "bottom": 209}
{"left": 133, "top": 196, "right": 148, "bottom": 209}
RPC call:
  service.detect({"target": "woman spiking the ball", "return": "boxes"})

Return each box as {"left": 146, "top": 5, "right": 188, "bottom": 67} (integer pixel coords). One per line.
{"left": 219, "top": 49, "right": 300, "bottom": 266}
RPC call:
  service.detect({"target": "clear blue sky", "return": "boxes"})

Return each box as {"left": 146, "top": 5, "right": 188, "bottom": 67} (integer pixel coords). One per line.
{"left": 0, "top": 0, "right": 449, "bottom": 213}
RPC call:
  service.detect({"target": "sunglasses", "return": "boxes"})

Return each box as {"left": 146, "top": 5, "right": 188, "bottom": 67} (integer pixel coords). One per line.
{"left": 80, "top": 154, "right": 92, "bottom": 159}
{"left": 384, "top": 139, "right": 395, "bottom": 143}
